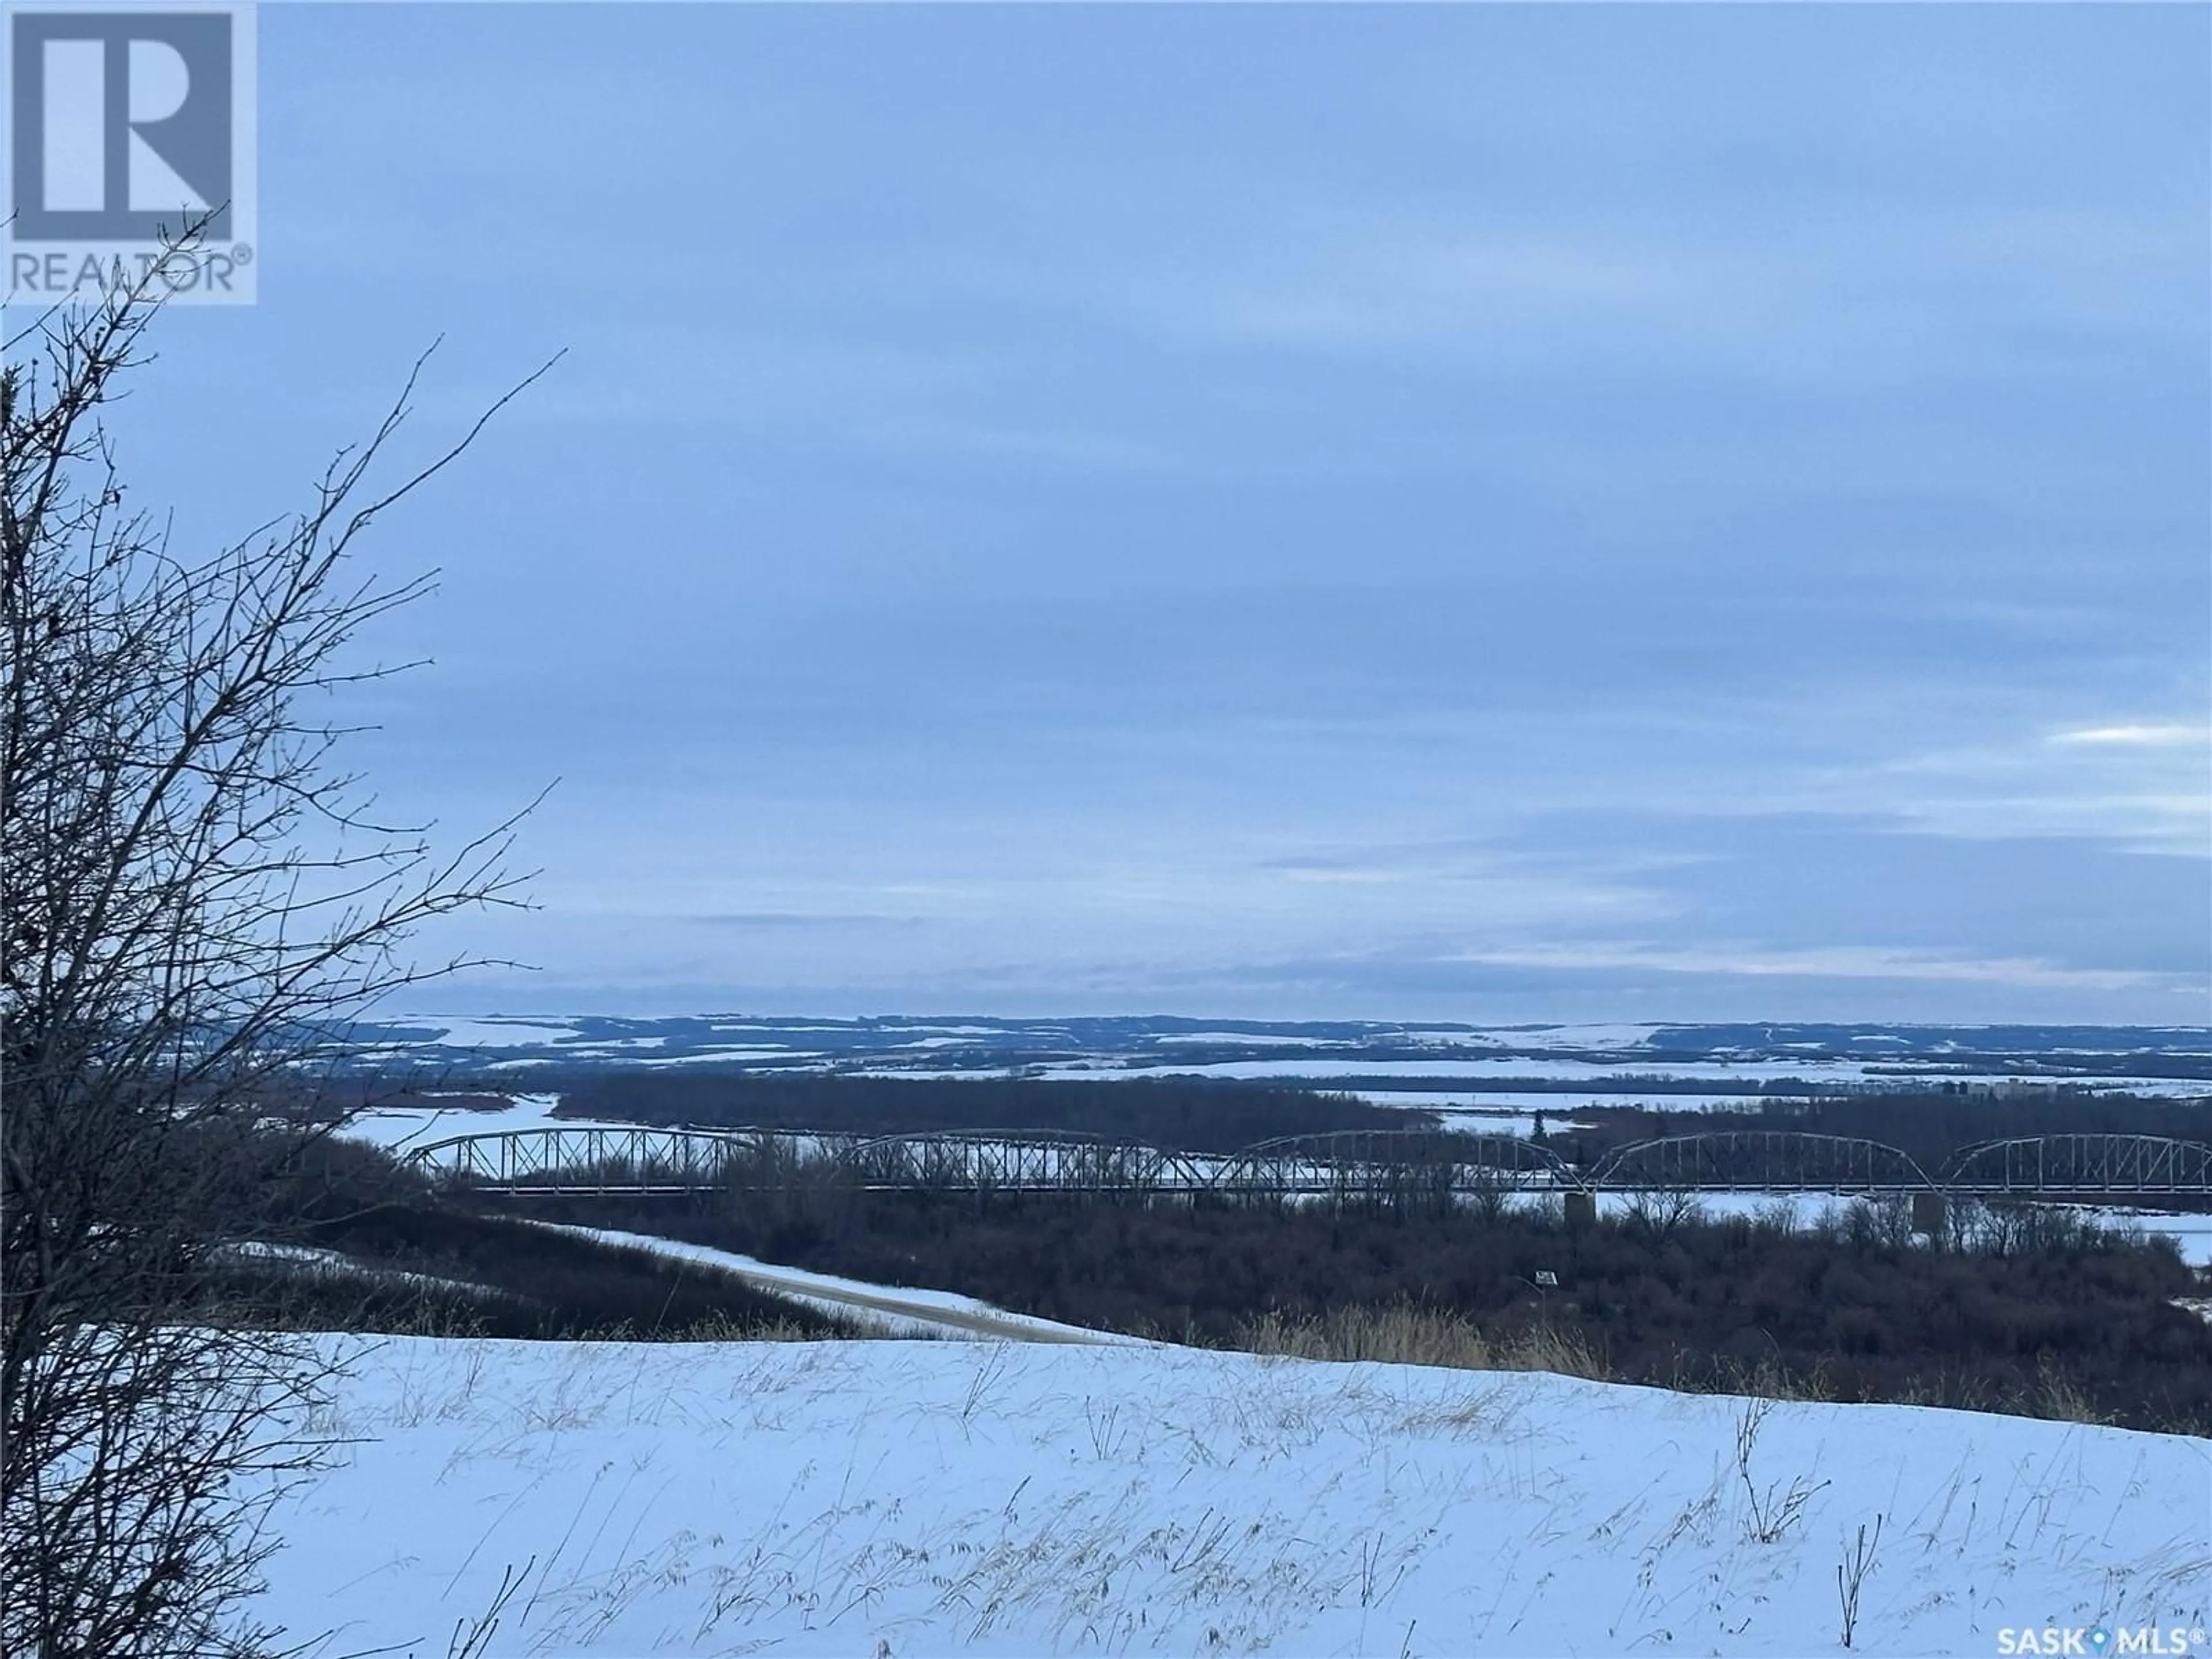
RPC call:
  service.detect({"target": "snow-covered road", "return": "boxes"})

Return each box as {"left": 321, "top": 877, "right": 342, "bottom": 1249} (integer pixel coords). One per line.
{"left": 532, "top": 1221, "right": 1148, "bottom": 1344}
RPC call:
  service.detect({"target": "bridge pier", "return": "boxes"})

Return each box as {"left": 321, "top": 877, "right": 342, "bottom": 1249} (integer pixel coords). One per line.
{"left": 1563, "top": 1190, "right": 1597, "bottom": 1227}
{"left": 1911, "top": 1191, "right": 1946, "bottom": 1237}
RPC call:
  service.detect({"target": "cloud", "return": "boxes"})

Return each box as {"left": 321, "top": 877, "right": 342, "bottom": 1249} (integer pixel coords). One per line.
{"left": 690, "top": 912, "right": 928, "bottom": 930}
{"left": 1448, "top": 941, "right": 2166, "bottom": 995}
{"left": 1193, "top": 232, "right": 1788, "bottom": 352}
{"left": 2050, "top": 724, "right": 2211, "bottom": 748}
{"left": 121, "top": 5, "right": 2209, "bottom": 1024}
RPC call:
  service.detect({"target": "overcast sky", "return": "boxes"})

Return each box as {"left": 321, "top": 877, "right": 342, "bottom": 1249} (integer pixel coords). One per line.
{"left": 98, "top": 4, "right": 2210, "bottom": 1022}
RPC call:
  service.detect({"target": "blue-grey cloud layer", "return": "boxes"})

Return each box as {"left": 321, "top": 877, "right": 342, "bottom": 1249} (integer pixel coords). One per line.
{"left": 90, "top": 5, "right": 2209, "bottom": 1019}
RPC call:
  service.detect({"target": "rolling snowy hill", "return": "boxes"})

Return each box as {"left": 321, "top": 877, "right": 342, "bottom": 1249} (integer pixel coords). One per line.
{"left": 252, "top": 1335, "right": 2208, "bottom": 1657}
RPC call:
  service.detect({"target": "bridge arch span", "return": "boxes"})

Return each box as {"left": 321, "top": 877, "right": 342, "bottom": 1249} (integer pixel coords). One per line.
{"left": 836, "top": 1128, "right": 1207, "bottom": 1193}
{"left": 403, "top": 1123, "right": 822, "bottom": 1192}
{"left": 1940, "top": 1134, "right": 2212, "bottom": 1195}
{"left": 1592, "top": 1131, "right": 1934, "bottom": 1194}
{"left": 1211, "top": 1128, "right": 1580, "bottom": 1199}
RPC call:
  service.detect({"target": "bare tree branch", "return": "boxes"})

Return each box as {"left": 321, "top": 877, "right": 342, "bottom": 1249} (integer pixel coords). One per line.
{"left": 2, "top": 223, "right": 553, "bottom": 1656}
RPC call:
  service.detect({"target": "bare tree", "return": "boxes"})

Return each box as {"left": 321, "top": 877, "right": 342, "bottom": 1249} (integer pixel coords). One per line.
{"left": 1622, "top": 1181, "right": 1705, "bottom": 1241}
{"left": 2, "top": 244, "right": 552, "bottom": 1655}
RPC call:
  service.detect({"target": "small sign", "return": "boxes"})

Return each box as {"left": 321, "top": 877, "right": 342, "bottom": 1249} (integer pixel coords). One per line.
{"left": 6, "top": 2, "right": 258, "bottom": 304}
{"left": 1533, "top": 1270, "right": 1559, "bottom": 1287}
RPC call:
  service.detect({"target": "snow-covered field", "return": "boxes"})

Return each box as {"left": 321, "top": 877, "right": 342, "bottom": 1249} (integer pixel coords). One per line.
{"left": 1039, "top": 1057, "right": 1905, "bottom": 1085}
{"left": 1430, "top": 1108, "right": 1597, "bottom": 1138}
{"left": 1040, "top": 1057, "right": 2212, "bottom": 1097}
{"left": 338, "top": 1093, "right": 644, "bottom": 1154}
{"left": 350, "top": 1014, "right": 2212, "bottom": 1100}
{"left": 1355, "top": 1086, "right": 1698, "bottom": 1112}
{"left": 254, "top": 1335, "right": 2209, "bottom": 1658}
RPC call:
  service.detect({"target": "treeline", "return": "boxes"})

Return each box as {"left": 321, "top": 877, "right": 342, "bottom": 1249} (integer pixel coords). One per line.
{"left": 503, "top": 1187, "right": 2212, "bottom": 1435}
{"left": 204, "top": 1131, "right": 853, "bottom": 1342}
{"left": 1566, "top": 1090, "right": 2212, "bottom": 1175}
{"left": 551, "top": 1072, "right": 1416, "bottom": 1153}
{"left": 245, "top": 1205, "right": 855, "bottom": 1340}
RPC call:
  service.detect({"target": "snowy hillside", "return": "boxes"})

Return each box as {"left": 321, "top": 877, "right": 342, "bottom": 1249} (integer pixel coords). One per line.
{"left": 254, "top": 1336, "right": 2208, "bottom": 1657}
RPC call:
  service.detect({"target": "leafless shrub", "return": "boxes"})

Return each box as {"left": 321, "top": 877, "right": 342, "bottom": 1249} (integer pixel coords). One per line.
{"left": 1750, "top": 1198, "right": 1802, "bottom": 1237}
{"left": 1622, "top": 1184, "right": 1705, "bottom": 1240}
{"left": 1084, "top": 1397, "right": 1127, "bottom": 1460}
{"left": 1733, "top": 1396, "right": 1827, "bottom": 1544}
{"left": 2, "top": 236, "right": 551, "bottom": 1653}
{"left": 1836, "top": 1513, "right": 1883, "bottom": 1647}
{"left": 1460, "top": 1165, "right": 1514, "bottom": 1226}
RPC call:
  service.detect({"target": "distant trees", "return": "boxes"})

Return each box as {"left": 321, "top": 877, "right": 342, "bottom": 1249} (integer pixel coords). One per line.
{"left": 2, "top": 250, "right": 545, "bottom": 1653}
{"left": 553, "top": 1071, "right": 1416, "bottom": 1152}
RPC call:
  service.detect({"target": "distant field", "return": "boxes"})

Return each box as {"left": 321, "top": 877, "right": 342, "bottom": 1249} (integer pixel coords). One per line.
{"left": 344, "top": 1013, "right": 2212, "bottom": 1093}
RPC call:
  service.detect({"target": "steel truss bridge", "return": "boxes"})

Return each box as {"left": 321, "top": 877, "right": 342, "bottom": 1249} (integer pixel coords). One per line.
{"left": 404, "top": 1125, "right": 2212, "bottom": 1203}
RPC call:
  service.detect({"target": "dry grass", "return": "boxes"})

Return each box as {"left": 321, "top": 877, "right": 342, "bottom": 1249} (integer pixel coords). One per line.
{"left": 656, "top": 1312, "right": 875, "bottom": 1344}
{"left": 1227, "top": 1305, "right": 1868, "bottom": 1410}
{"left": 2020, "top": 1361, "right": 2113, "bottom": 1426}
{"left": 1705, "top": 1354, "right": 1838, "bottom": 1404}
{"left": 1230, "top": 1302, "right": 1609, "bottom": 1381}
